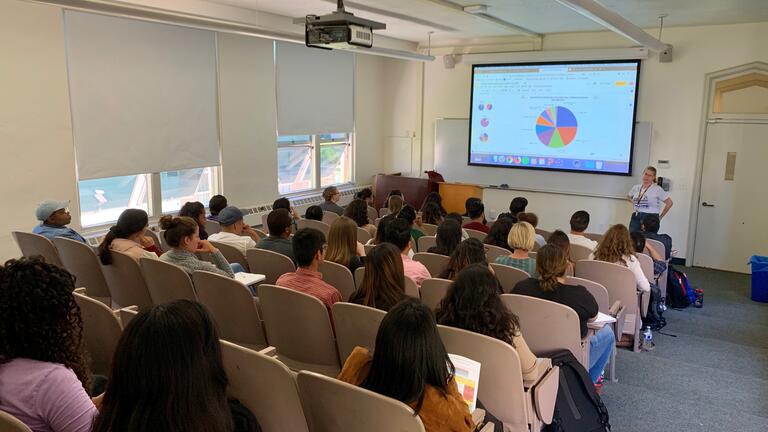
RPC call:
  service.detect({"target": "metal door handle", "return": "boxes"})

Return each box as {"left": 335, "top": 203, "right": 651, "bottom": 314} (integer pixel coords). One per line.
{"left": 702, "top": 202, "right": 715, "bottom": 207}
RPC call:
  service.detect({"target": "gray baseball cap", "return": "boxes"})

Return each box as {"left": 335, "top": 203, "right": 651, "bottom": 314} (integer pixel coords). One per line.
{"left": 217, "top": 206, "right": 245, "bottom": 226}
{"left": 35, "top": 200, "right": 70, "bottom": 222}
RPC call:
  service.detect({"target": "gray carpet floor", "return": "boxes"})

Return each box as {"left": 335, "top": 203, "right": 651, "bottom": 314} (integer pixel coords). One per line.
{"left": 600, "top": 266, "right": 768, "bottom": 432}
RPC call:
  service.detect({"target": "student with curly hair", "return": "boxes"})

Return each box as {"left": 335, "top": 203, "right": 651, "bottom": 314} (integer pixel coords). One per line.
{"left": 421, "top": 201, "right": 445, "bottom": 226}
{"left": 344, "top": 198, "right": 376, "bottom": 238}
{"left": 436, "top": 264, "right": 537, "bottom": 380}
{"left": 0, "top": 257, "right": 99, "bottom": 432}
{"left": 319, "top": 186, "right": 345, "bottom": 215}
{"left": 438, "top": 238, "right": 489, "bottom": 281}
{"left": 159, "top": 216, "right": 235, "bottom": 278}
{"left": 349, "top": 243, "right": 407, "bottom": 312}
{"left": 591, "top": 224, "right": 650, "bottom": 294}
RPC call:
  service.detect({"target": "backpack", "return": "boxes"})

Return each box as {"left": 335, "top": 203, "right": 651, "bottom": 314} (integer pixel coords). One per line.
{"left": 542, "top": 350, "right": 611, "bottom": 432}
{"left": 666, "top": 265, "right": 691, "bottom": 309}
{"left": 642, "top": 281, "right": 666, "bottom": 331}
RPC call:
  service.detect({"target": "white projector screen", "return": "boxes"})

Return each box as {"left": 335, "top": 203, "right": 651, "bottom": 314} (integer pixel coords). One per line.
{"left": 468, "top": 60, "right": 641, "bottom": 176}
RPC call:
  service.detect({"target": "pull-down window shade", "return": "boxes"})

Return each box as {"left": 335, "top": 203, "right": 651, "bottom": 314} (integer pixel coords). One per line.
{"left": 275, "top": 42, "right": 354, "bottom": 136}
{"left": 64, "top": 11, "right": 220, "bottom": 180}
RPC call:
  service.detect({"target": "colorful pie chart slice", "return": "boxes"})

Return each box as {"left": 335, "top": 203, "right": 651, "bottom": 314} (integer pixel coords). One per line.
{"left": 535, "top": 106, "right": 578, "bottom": 148}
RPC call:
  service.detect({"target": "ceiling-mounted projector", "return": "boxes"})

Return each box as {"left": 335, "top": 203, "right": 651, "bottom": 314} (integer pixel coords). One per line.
{"left": 294, "top": 0, "right": 386, "bottom": 50}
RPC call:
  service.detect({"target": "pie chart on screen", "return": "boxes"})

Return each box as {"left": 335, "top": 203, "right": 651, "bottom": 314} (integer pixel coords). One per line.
{"left": 536, "top": 106, "right": 578, "bottom": 148}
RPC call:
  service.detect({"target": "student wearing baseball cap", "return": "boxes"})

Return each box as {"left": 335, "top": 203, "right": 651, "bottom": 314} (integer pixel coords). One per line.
{"left": 207, "top": 206, "right": 262, "bottom": 256}
{"left": 32, "top": 200, "right": 86, "bottom": 243}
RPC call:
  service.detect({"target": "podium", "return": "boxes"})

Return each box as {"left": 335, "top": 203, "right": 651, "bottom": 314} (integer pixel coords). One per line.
{"left": 438, "top": 183, "right": 484, "bottom": 214}
{"left": 373, "top": 174, "right": 439, "bottom": 210}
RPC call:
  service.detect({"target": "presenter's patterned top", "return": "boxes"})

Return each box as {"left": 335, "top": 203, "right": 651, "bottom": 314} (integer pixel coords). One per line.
{"left": 628, "top": 184, "right": 669, "bottom": 214}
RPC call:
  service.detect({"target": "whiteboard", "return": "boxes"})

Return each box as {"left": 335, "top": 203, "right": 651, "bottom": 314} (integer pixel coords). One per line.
{"left": 434, "top": 118, "right": 651, "bottom": 199}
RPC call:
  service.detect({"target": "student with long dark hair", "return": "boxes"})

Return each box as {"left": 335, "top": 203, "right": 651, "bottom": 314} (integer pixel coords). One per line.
{"left": 0, "top": 258, "right": 99, "bottom": 432}
{"left": 439, "top": 238, "right": 489, "bottom": 281}
{"left": 483, "top": 217, "right": 514, "bottom": 251}
{"left": 349, "top": 243, "right": 407, "bottom": 311}
{"left": 159, "top": 216, "right": 235, "bottom": 278}
{"left": 179, "top": 201, "right": 209, "bottom": 240}
{"left": 427, "top": 219, "right": 462, "bottom": 256}
{"left": 420, "top": 192, "right": 446, "bottom": 219}
{"left": 547, "top": 229, "right": 574, "bottom": 276}
{"left": 421, "top": 201, "right": 445, "bottom": 226}
{"left": 338, "top": 299, "right": 474, "bottom": 432}
{"left": 93, "top": 300, "right": 259, "bottom": 432}
{"left": 369, "top": 214, "right": 396, "bottom": 245}
{"left": 304, "top": 205, "right": 324, "bottom": 221}
{"left": 98, "top": 208, "right": 160, "bottom": 265}
{"left": 436, "top": 264, "right": 538, "bottom": 380}
{"left": 344, "top": 198, "right": 377, "bottom": 237}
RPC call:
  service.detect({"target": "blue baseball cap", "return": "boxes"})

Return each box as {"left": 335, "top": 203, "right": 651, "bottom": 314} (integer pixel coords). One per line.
{"left": 217, "top": 206, "right": 245, "bottom": 226}
{"left": 35, "top": 200, "right": 70, "bottom": 222}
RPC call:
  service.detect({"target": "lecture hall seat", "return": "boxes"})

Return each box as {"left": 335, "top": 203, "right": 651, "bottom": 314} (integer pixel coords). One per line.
{"left": 53, "top": 236, "right": 111, "bottom": 305}
{"left": 73, "top": 288, "right": 123, "bottom": 376}
{"left": 12, "top": 231, "right": 63, "bottom": 267}
{"left": 139, "top": 258, "right": 197, "bottom": 304}
{"left": 331, "top": 302, "right": 386, "bottom": 364}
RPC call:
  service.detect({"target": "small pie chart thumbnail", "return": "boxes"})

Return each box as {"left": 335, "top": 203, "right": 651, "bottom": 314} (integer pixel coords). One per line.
{"left": 535, "top": 106, "right": 578, "bottom": 148}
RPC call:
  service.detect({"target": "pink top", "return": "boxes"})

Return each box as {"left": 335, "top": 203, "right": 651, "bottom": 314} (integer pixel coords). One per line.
{"left": 0, "top": 358, "right": 97, "bottom": 432}
{"left": 401, "top": 254, "right": 431, "bottom": 287}
{"left": 276, "top": 267, "right": 342, "bottom": 315}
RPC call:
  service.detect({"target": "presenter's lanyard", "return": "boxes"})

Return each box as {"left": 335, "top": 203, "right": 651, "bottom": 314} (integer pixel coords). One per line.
{"left": 634, "top": 184, "right": 651, "bottom": 215}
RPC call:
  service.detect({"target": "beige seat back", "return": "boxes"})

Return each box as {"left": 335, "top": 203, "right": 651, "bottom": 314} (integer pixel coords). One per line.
{"left": 584, "top": 232, "right": 604, "bottom": 243}
{"left": 101, "top": 250, "right": 153, "bottom": 310}
{"left": 318, "top": 260, "right": 356, "bottom": 301}
{"left": 53, "top": 237, "right": 111, "bottom": 304}
{"left": 261, "top": 214, "right": 269, "bottom": 231}
{"left": 157, "top": 230, "right": 170, "bottom": 252}
{"left": 404, "top": 276, "right": 420, "bottom": 298}
{"left": 501, "top": 294, "right": 585, "bottom": 365}
{"left": 296, "top": 219, "right": 330, "bottom": 237}
{"left": 437, "top": 325, "right": 532, "bottom": 431}
{"left": 465, "top": 228, "right": 487, "bottom": 241}
{"left": 366, "top": 206, "right": 378, "bottom": 224}
{"left": 322, "top": 211, "right": 339, "bottom": 224}
{"left": 420, "top": 223, "right": 438, "bottom": 236}
{"left": 412, "top": 252, "right": 449, "bottom": 277}
{"left": 0, "top": 410, "right": 33, "bottom": 432}
{"left": 73, "top": 290, "right": 122, "bottom": 376}
{"left": 253, "top": 228, "right": 267, "bottom": 239}
{"left": 209, "top": 240, "right": 249, "bottom": 271}
{"left": 420, "top": 278, "right": 452, "bottom": 311}
{"left": 354, "top": 266, "right": 366, "bottom": 289}
{"left": 220, "top": 341, "right": 308, "bottom": 432}
{"left": 246, "top": 248, "right": 295, "bottom": 285}
{"left": 296, "top": 371, "right": 425, "bottom": 432}
{"left": 118, "top": 306, "right": 139, "bottom": 328}
{"left": 417, "top": 235, "right": 436, "bottom": 253}
{"left": 484, "top": 244, "right": 509, "bottom": 263}
{"left": 12, "top": 231, "right": 62, "bottom": 267}
{"left": 490, "top": 263, "right": 530, "bottom": 293}
{"left": 535, "top": 228, "right": 552, "bottom": 239}
{"left": 363, "top": 244, "right": 375, "bottom": 255}
{"left": 570, "top": 244, "right": 593, "bottom": 262}
{"left": 565, "top": 276, "right": 609, "bottom": 312}
{"left": 636, "top": 253, "right": 654, "bottom": 281}
{"left": 331, "top": 302, "right": 386, "bottom": 364}
{"left": 204, "top": 219, "right": 221, "bottom": 235}
{"left": 356, "top": 227, "right": 372, "bottom": 244}
{"left": 257, "top": 284, "right": 340, "bottom": 376}
{"left": 644, "top": 238, "right": 668, "bottom": 298}
{"left": 193, "top": 270, "right": 267, "bottom": 350}
{"left": 140, "top": 258, "right": 197, "bottom": 303}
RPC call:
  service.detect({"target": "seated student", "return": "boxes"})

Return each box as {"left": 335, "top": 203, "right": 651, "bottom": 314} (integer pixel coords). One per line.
{"left": 641, "top": 214, "right": 672, "bottom": 260}
{"left": 349, "top": 243, "right": 408, "bottom": 312}
{"left": 326, "top": 216, "right": 365, "bottom": 273}
{"left": 179, "top": 201, "right": 209, "bottom": 240}
{"left": 387, "top": 194, "right": 404, "bottom": 216}
{"left": 99, "top": 209, "right": 160, "bottom": 265}
{"left": 567, "top": 210, "right": 599, "bottom": 251}
{"left": 256, "top": 209, "right": 295, "bottom": 262}
{"left": 436, "top": 264, "right": 538, "bottom": 381}
{"left": 368, "top": 213, "right": 395, "bottom": 246}
{"left": 509, "top": 196, "right": 528, "bottom": 216}
{"left": 517, "top": 212, "right": 545, "bottom": 247}
{"left": 304, "top": 205, "right": 324, "bottom": 221}
{"left": 208, "top": 206, "right": 262, "bottom": 256}
{"left": 591, "top": 224, "right": 651, "bottom": 295}
{"left": 344, "top": 198, "right": 377, "bottom": 237}
{"left": 427, "top": 219, "right": 462, "bottom": 256}
{"left": 420, "top": 192, "right": 447, "bottom": 219}
{"left": 630, "top": 231, "right": 666, "bottom": 277}
{"left": 513, "top": 245, "right": 614, "bottom": 384}
{"left": 383, "top": 218, "right": 431, "bottom": 287}
{"left": 319, "top": 186, "right": 345, "bottom": 215}
{"left": 338, "top": 299, "right": 475, "bottom": 432}
{"left": 93, "top": 300, "right": 259, "bottom": 432}
{"left": 356, "top": 187, "right": 374, "bottom": 208}
{"left": 421, "top": 201, "right": 444, "bottom": 226}
{"left": 32, "top": 199, "right": 86, "bottom": 243}
{"left": 207, "top": 194, "right": 228, "bottom": 222}
{"left": 397, "top": 205, "right": 424, "bottom": 243}
{"left": 446, "top": 212, "right": 470, "bottom": 240}
{"left": 462, "top": 198, "right": 489, "bottom": 234}
{"left": 547, "top": 230, "right": 574, "bottom": 276}
{"left": 0, "top": 258, "right": 99, "bottom": 432}
{"left": 276, "top": 228, "right": 341, "bottom": 314}
{"left": 495, "top": 221, "right": 538, "bottom": 276}
{"left": 483, "top": 216, "right": 514, "bottom": 251}
{"left": 159, "top": 216, "right": 235, "bottom": 278}
{"left": 273, "top": 197, "right": 300, "bottom": 231}
{"left": 439, "top": 238, "right": 489, "bottom": 281}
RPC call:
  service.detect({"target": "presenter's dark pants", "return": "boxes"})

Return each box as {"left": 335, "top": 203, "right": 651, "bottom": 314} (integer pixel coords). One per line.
{"left": 629, "top": 212, "right": 657, "bottom": 233}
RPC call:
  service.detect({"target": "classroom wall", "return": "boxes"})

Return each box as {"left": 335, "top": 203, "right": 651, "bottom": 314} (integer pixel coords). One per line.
{"left": 0, "top": 0, "right": 404, "bottom": 261}
{"left": 414, "top": 21, "right": 768, "bottom": 258}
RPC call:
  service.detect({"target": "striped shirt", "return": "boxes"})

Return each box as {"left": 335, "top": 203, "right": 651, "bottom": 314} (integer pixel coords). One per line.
{"left": 276, "top": 268, "right": 342, "bottom": 315}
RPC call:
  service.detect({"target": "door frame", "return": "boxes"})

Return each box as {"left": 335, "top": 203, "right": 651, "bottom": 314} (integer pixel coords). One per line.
{"left": 687, "top": 61, "right": 768, "bottom": 267}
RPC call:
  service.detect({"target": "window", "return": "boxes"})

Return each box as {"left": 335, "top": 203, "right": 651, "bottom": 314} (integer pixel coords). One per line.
{"left": 277, "top": 133, "right": 352, "bottom": 194}
{"left": 78, "top": 166, "right": 219, "bottom": 227}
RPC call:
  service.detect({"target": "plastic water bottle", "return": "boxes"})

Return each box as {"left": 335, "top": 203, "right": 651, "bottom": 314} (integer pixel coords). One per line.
{"left": 642, "top": 327, "right": 654, "bottom": 351}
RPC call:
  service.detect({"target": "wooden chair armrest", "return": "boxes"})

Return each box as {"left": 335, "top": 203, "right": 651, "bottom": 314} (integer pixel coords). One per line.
{"left": 523, "top": 358, "right": 553, "bottom": 389}
{"left": 118, "top": 305, "right": 139, "bottom": 328}
{"left": 533, "top": 365, "right": 559, "bottom": 425}
{"left": 471, "top": 408, "right": 486, "bottom": 429}
{"left": 609, "top": 301, "right": 623, "bottom": 317}
{"left": 258, "top": 346, "right": 278, "bottom": 357}
{"left": 74, "top": 287, "right": 86, "bottom": 294}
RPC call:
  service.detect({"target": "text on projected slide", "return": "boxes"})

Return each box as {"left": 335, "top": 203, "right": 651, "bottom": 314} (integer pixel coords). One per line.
{"left": 468, "top": 61, "right": 640, "bottom": 175}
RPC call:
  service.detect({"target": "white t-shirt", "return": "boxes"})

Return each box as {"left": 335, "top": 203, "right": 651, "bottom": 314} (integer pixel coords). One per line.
{"left": 628, "top": 183, "right": 669, "bottom": 214}
{"left": 208, "top": 231, "right": 256, "bottom": 256}
{"left": 568, "top": 233, "right": 598, "bottom": 251}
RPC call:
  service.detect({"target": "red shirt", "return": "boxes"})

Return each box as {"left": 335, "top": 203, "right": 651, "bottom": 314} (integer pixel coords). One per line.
{"left": 276, "top": 267, "right": 342, "bottom": 316}
{"left": 463, "top": 221, "right": 490, "bottom": 233}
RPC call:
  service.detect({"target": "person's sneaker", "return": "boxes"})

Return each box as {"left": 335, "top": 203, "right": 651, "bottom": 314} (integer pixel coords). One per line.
{"left": 643, "top": 340, "right": 656, "bottom": 351}
{"left": 594, "top": 376, "right": 604, "bottom": 395}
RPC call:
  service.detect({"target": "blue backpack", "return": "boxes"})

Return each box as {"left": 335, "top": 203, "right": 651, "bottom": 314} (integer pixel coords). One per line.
{"left": 667, "top": 265, "right": 695, "bottom": 309}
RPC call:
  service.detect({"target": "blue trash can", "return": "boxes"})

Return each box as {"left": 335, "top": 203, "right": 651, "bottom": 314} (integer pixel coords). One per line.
{"left": 749, "top": 255, "right": 768, "bottom": 303}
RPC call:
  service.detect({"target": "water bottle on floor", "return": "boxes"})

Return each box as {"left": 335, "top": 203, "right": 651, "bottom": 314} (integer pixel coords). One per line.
{"left": 642, "top": 327, "right": 655, "bottom": 351}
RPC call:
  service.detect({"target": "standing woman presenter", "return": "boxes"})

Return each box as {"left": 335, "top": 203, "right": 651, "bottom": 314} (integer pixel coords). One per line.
{"left": 628, "top": 166, "right": 673, "bottom": 232}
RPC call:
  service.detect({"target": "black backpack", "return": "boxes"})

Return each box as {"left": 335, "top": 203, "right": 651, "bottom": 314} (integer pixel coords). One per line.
{"left": 543, "top": 350, "right": 610, "bottom": 432}
{"left": 642, "top": 281, "right": 666, "bottom": 331}
{"left": 666, "top": 264, "right": 691, "bottom": 309}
